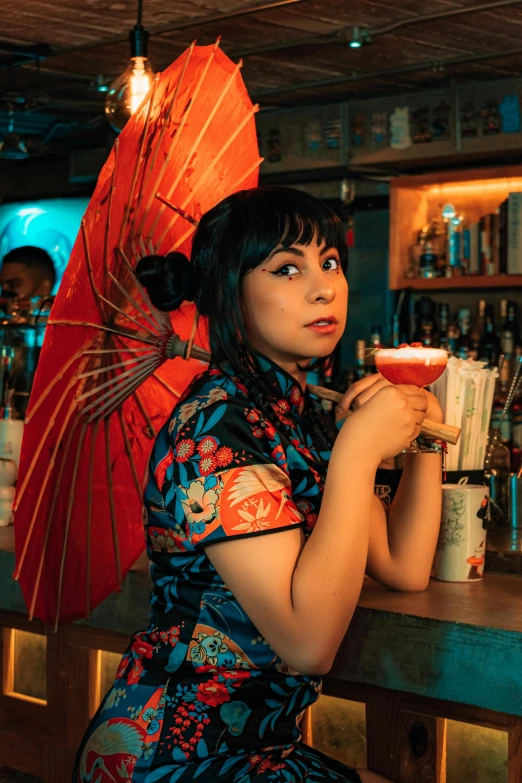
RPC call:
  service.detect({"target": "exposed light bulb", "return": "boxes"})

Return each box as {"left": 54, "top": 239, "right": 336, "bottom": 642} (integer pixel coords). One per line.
{"left": 104, "top": 21, "right": 154, "bottom": 133}
{"left": 105, "top": 56, "right": 154, "bottom": 132}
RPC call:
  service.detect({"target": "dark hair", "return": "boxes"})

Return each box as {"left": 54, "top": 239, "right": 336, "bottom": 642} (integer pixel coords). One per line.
{"left": 2, "top": 245, "right": 56, "bottom": 288}
{"left": 136, "top": 186, "right": 348, "bottom": 455}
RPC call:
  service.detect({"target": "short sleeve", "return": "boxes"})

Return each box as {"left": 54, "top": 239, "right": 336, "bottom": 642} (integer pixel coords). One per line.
{"left": 158, "top": 397, "right": 305, "bottom": 550}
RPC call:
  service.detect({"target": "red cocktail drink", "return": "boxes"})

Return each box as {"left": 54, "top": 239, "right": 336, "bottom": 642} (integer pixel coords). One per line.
{"left": 375, "top": 347, "right": 448, "bottom": 387}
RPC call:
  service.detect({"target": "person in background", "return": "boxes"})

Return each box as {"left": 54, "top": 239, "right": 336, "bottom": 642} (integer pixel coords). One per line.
{"left": 0, "top": 245, "right": 56, "bottom": 298}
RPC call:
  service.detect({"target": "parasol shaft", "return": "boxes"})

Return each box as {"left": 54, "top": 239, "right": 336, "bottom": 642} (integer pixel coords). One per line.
{"left": 166, "top": 334, "right": 460, "bottom": 446}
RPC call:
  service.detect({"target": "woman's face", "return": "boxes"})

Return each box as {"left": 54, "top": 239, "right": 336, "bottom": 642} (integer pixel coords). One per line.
{"left": 241, "top": 237, "right": 348, "bottom": 378}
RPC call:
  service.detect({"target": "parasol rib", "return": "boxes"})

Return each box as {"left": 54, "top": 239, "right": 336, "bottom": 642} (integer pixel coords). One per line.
{"left": 154, "top": 194, "right": 198, "bottom": 226}
{"left": 134, "top": 42, "right": 196, "bottom": 239}
{"left": 158, "top": 101, "right": 258, "bottom": 245}
{"left": 118, "top": 408, "right": 143, "bottom": 502}
{"left": 28, "top": 412, "right": 81, "bottom": 618}
{"left": 84, "top": 358, "right": 158, "bottom": 421}
{"left": 151, "top": 372, "right": 183, "bottom": 398}
{"left": 133, "top": 389, "right": 156, "bottom": 437}
{"left": 146, "top": 40, "right": 221, "bottom": 242}
{"left": 105, "top": 417, "right": 122, "bottom": 587}
{"left": 113, "top": 247, "right": 171, "bottom": 331}
{"left": 86, "top": 422, "right": 97, "bottom": 619}
{"left": 78, "top": 355, "right": 157, "bottom": 406}
{"left": 104, "top": 138, "right": 118, "bottom": 301}
{"left": 156, "top": 53, "right": 242, "bottom": 247}
{"left": 78, "top": 352, "right": 158, "bottom": 380}
{"left": 13, "top": 355, "right": 89, "bottom": 518}
{"left": 107, "top": 270, "right": 164, "bottom": 332}
{"left": 24, "top": 347, "right": 88, "bottom": 424}
{"left": 48, "top": 319, "right": 160, "bottom": 347}
{"left": 54, "top": 420, "right": 88, "bottom": 630}
{"left": 119, "top": 75, "right": 159, "bottom": 249}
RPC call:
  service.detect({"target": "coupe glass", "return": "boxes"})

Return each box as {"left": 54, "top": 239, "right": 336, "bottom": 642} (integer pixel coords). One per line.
{"left": 374, "top": 346, "right": 448, "bottom": 453}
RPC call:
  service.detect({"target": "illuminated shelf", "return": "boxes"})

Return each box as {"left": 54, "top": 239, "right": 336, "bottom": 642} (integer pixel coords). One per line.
{"left": 398, "top": 275, "right": 522, "bottom": 290}
{"left": 390, "top": 164, "right": 522, "bottom": 290}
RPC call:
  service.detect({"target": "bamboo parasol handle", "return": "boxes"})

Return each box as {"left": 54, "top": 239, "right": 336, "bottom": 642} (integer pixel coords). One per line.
{"left": 308, "top": 384, "right": 460, "bottom": 445}
{"left": 165, "top": 334, "right": 461, "bottom": 446}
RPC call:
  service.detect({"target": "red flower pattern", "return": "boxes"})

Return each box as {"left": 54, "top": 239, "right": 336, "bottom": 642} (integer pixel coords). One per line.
{"left": 215, "top": 446, "right": 233, "bottom": 467}
{"left": 199, "top": 455, "right": 217, "bottom": 476}
{"left": 132, "top": 639, "right": 154, "bottom": 659}
{"left": 197, "top": 436, "right": 218, "bottom": 456}
{"left": 196, "top": 678, "right": 231, "bottom": 707}
{"left": 176, "top": 439, "right": 195, "bottom": 463}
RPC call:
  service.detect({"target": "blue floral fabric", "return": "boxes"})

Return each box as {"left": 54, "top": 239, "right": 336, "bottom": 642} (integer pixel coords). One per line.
{"left": 73, "top": 354, "right": 362, "bottom": 783}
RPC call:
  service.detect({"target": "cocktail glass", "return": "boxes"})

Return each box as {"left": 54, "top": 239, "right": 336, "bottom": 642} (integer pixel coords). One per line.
{"left": 374, "top": 346, "right": 448, "bottom": 453}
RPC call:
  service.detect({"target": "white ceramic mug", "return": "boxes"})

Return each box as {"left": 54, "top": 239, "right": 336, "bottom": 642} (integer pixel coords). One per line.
{"left": 432, "top": 483, "right": 490, "bottom": 582}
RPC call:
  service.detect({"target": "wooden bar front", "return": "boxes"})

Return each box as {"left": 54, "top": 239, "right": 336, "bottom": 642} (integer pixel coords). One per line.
{"left": 1, "top": 528, "right": 522, "bottom": 781}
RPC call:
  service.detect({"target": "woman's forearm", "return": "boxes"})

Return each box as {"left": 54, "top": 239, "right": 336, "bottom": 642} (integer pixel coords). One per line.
{"left": 387, "top": 450, "right": 442, "bottom": 587}
{"left": 291, "top": 431, "right": 380, "bottom": 672}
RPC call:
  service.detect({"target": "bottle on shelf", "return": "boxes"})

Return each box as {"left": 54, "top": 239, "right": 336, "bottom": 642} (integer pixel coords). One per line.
{"left": 470, "top": 299, "right": 486, "bottom": 360}
{"left": 499, "top": 298, "right": 514, "bottom": 358}
{"left": 477, "top": 304, "right": 500, "bottom": 367}
{"left": 415, "top": 296, "right": 438, "bottom": 346}
{"left": 455, "top": 308, "right": 472, "bottom": 359}
{"left": 438, "top": 303, "right": 449, "bottom": 347}
{"left": 491, "top": 359, "right": 512, "bottom": 445}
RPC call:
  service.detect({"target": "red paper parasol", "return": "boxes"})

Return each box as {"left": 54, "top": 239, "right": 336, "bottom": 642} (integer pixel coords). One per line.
{"left": 13, "top": 41, "right": 261, "bottom": 626}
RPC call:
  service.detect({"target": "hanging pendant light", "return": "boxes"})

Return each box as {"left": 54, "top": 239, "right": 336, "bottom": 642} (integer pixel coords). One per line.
{"left": 104, "top": 0, "right": 155, "bottom": 133}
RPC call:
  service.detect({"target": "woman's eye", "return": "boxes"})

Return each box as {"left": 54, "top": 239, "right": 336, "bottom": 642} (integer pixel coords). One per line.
{"left": 323, "top": 257, "right": 340, "bottom": 271}
{"left": 273, "top": 263, "right": 299, "bottom": 276}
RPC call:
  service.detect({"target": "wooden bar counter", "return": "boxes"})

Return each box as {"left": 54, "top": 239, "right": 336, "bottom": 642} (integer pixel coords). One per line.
{"left": 1, "top": 526, "right": 521, "bottom": 782}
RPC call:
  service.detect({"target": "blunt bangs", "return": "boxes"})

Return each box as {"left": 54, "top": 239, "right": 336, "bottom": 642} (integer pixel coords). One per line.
{"left": 233, "top": 187, "right": 348, "bottom": 275}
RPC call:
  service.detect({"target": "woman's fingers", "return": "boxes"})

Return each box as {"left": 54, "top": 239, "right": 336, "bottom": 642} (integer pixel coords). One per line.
{"left": 395, "top": 385, "right": 429, "bottom": 412}
{"left": 353, "top": 378, "right": 390, "bottom": 408}
{"left": 335, "top": 373, "right": 389, "bottom": 416}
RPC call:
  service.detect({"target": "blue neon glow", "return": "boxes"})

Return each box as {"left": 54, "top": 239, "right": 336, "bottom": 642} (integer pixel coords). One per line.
{"left": 0, "top": 198, "right": 89, "bottom": 294}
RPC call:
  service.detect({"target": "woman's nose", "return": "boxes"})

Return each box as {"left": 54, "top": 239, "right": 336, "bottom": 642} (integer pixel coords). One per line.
{"left": 306, "top": 272, "right": 335, "bottom": 303}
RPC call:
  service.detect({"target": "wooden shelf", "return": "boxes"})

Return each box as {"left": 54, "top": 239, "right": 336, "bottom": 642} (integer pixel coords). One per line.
{"left": 398, "top": 275, "right": 522, "bottom": 291}
{"left": 389, "top": 164, "right": 522, "bottom": 290}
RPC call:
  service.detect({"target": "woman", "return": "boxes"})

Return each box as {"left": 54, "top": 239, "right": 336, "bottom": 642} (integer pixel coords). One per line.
{"left": 73, "top": 187, "right": 443, "bottom": 783}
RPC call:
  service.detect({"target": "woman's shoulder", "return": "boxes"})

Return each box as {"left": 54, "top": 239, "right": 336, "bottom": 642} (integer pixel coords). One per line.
{"left": 166, "top": 366, "right": 262, "bottom": 441}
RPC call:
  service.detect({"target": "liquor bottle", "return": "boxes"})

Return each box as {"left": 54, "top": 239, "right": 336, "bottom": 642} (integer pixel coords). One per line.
{"left": 446, "top": 320, "right": 458, "bottom": 356}
{"left": 499, "top": 299, "right": 514, "bottom": 358}
{"left": 365, "top": 326, "right": 383, "bottom": 374}
{"left": 415, "top": 296, "right": 438, "bottom": 346}
{"left": 438, "top": 303, "right": 450, "bottom": 347}
{"left": 355, "top": 340, "right": 367, "bottom": 381}
{"left": 491, "top": 359, "right": 512, "bottom": 445}
{"left": 470, "top": 299, "right": 486, "bottom": 360}
{"left": 456, "top": 308, "right": 472, "bottom": 359}
{"left": 477, "top": 304, "right": 500, "bottom": 367}
{"left": 391, "top": 313, "right": 400, "bottom": 348}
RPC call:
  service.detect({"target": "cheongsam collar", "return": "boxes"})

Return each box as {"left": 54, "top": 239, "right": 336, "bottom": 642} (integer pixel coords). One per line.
{"left": 252, "top": 351, "right": 306, "bottom": 417}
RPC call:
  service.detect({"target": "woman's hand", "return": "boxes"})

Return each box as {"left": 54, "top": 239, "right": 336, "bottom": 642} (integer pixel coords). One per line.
{"left": 335, "top": 373, "right": 391, "bottom": 423}
{"left": 336, "top": 381, "right": 429, "bottom": 463}
{"left": 335, "top": 374, "right": 444, "bottom": 426}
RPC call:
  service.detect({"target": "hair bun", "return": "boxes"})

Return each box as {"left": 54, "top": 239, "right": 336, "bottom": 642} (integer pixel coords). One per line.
{"left": 135, "top": 252, "right": 197, "bottom": 312}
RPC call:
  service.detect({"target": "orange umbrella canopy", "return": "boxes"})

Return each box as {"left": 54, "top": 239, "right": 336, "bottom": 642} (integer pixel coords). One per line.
{"left": 13, "top": 42, "right": 260, "bottom": 626}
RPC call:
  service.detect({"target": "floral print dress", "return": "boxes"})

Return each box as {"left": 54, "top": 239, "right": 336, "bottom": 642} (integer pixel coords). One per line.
{"left": 73, "top": 353, "right": 363, "bottom": 783}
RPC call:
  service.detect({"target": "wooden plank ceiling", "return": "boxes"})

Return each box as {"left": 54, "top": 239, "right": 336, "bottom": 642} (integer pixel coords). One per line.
{"left": 2, "top": 0, "right": 522, "bottom": 153}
